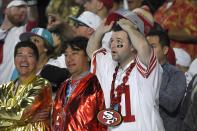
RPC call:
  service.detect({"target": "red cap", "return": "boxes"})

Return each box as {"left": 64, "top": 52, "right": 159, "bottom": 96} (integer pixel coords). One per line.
{"left": 105, "top": 12, "right": 123, "bottom": 25}
{"left": 99, "top": 0, "right": 113, "bottom": 10}
{"left": 105, "top": 8, "right": 147, "bottom": 36}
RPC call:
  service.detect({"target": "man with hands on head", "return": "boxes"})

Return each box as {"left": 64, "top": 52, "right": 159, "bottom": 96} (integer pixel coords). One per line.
{"left": 87, "top": 9, "right": 165, "bottom": 131}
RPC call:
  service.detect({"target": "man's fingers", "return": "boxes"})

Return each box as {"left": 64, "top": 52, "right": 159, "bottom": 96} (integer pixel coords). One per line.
{"left": 117, "top": 18, "right": 137, "bottom": 29}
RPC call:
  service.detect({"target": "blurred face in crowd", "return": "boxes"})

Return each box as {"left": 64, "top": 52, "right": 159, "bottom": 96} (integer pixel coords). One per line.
{"left": 110, "top": 30, "right": 134, "bottom": 67}
{"left": 72, "top": 22, "right": 94, "bottom": 38}
{"left": 30, "top": 36, "right": 47, "bottom": 56}
{"left": 47, "top": 13, "right": 74, "bottom": 55}
{"left": 14, "top": 47, "right": 37, "bottom": 77}
{"left": 47, "top": 13, "right": 64, "bottom": 31}
{"left": 147, "top": 35, "right": 168, "bottom": 64}
{"left": 84, "top": 0, "right": 102, "bottom": 13}
{"left": 6, "top": 5, "right": 27, "bottom": 26}
{"left": 64, "top": 45, "right": 89, "bottom": 78}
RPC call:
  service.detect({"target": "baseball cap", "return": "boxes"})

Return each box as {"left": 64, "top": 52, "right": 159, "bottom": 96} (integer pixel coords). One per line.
{"left": 173, "top": 48, "right": 191, "bottom": 67}
{"left": 106, "top": 6, "right": 154, "bottom": 36}
{"left": 69, "top": 11, "right": 101, "bottom": 30}
{"left": 20, "top": 28, "right": 54, "bottom": 48}
{"left": 99, "top": 0, "right": 113, "bottom": 10}
{"left": 7, "top": 0, "right": 27, "bottom": 8}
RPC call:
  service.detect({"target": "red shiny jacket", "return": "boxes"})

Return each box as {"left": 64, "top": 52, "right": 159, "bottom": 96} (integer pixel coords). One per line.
{"left": 52, "top": 73, "right": 107, "bottom": 131}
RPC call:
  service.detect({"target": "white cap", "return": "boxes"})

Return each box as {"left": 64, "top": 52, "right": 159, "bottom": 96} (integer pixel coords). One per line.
{"left": 173, "top": 48, "right": 191, "bottom": 67}
{"left": 69, "top": 11, "right": 101, "bottom": 30}
{"left": 7, "top": 0, "right": 27, "bottom": 8}
{"left": 188, "top": 58, "right": 197, "bottom": 76}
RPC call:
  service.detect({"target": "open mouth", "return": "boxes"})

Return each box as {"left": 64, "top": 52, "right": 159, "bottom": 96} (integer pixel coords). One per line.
{"left": 18, "top": 14, "right": 25, "bottom": 20}
{"left": 111, "top": 50, "right": 117, "bottom": 54}
{"left": 20, "top": 63, "right": 29, "bottom": 68}
{"left": 67, "top": 63, "right": 76, "bottom": 68}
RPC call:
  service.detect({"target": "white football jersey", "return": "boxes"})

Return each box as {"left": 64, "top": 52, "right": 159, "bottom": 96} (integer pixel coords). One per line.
{"left": 91, "top": 48, "right": 165, "bottom": 131}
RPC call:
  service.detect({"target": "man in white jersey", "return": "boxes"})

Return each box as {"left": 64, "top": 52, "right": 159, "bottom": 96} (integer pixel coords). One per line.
{"left": 87, "top": 10, "right": 165, "bottom": 130}
{"left": 0, "top": 0, "right": 38, "bottom": 84}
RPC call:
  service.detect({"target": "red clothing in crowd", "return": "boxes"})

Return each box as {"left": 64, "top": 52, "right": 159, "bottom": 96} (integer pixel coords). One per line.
{"left": 154, "top": 0, "right": 197, "bottom": 59}
{"left": 52, "top": 73, "right": 107, "bottom": 131}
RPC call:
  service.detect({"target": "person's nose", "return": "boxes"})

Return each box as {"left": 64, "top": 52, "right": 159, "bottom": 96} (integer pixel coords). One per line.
{"left": 66, "top": 53, "right": 73, "bottom": 63}
{"left": 21, "top": 55, "right": 28, "bottom": 62}
{"left": 110, "top": 41, "right": 116, "bottom": 49}
{"left": 19, "top": 6, "right": 27, "bottom": 13}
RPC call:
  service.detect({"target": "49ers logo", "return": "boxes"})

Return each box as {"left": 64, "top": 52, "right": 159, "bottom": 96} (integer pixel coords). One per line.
{"left": 97, "top": 109, "right": 122, "bottom": 126}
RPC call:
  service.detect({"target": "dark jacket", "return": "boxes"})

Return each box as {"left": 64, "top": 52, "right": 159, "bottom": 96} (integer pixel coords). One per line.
{"left": 40, "top": 64, "right": 70, "bottom": 92}
{"left": 182, "top": 74, "right": 197, "bottom": 131}
{"left": 159, "top": 63, "right": 187, "bottom": 131}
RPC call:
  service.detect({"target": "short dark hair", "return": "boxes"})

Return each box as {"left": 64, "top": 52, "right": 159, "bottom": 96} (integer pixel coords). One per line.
{"left": 111, "top": 23, "right": 132, "bottom": 45}
{"left": 14, "top": 40, "right": 39, "bottom": 61}
{"left": 147, "top": 22, "right": 170, "bottom": 47}
{"left": 111, "top": 22, "right": 123, "bottom": 32}
{"left": 63, "top": 36, "right": 89, "bottom": 56}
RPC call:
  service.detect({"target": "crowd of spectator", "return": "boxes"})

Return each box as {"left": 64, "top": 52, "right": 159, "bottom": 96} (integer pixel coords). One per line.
{"left": 0, "top": 0, "right": 197, "bottom": 131}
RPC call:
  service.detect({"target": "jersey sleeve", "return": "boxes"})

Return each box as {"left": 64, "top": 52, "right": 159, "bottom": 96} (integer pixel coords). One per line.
{"left": 91, "top": 48, "right": 117, "bottom": 75}
{"left": 136, "top": 50, "right": 158, "bottom": 78}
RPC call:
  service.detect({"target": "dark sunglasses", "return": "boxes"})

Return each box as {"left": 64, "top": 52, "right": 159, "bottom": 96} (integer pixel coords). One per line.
{"left": 74, "top": 22, "right": 89, "bottom": 28}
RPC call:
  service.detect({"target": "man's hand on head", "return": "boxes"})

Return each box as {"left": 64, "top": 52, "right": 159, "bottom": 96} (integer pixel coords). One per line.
{"left": 117, "top": 18, "right": 137, "bottom": 33}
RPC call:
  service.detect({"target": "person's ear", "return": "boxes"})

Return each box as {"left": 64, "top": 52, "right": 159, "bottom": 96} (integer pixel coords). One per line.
{"left": 44, "top": 48, "right": 48, "bottom": 53}
{"left": 97, "top": 1, "right": 103, "bottom": 10}
{"left": 130, "top": 47, "right": 135, "bottom": 52}
{"left": 163, "top": 46, "right": 169, "bottom": 55}
{"left": 87, "top": 28, "right": 95, "bottom": 36}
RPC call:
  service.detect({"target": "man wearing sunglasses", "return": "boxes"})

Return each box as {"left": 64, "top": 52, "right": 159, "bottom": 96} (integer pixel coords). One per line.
{"left": 69, "top": 11, "right": 101, "bottom": 39}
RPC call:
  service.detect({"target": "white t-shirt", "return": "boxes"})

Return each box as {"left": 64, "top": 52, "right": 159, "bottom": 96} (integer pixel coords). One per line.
{"left": 91, "top": 48, "right": 165, "bottom": 131}
{"left": 0, "top": 26, "right": 26, "bottom": 84}
{"left": 48, "top": 54, "right": 67, "bottom": 68}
